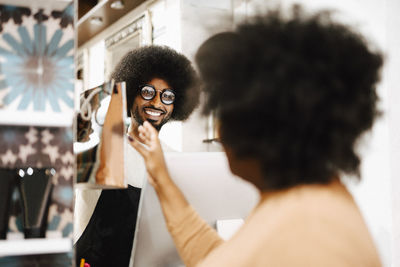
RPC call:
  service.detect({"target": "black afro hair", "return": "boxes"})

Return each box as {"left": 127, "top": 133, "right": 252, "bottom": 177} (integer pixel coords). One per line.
{"left": 195, "top": 6, "right": 383, "bottom": 190}
{"left": 111, "top": 45, "right": 200, "bottom": 121}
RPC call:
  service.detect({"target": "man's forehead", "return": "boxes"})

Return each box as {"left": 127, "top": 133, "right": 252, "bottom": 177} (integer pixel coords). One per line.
{"left": 146, "top": 77, "right": 172, "bottom": 89}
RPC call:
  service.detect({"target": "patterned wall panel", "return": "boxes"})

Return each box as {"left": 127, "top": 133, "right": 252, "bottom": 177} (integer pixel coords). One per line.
{"left": 0, "top": 4, "right": 74, "bottom": 126}
{"left": 0, "top": 3, "right": 74, "bottom": 241}
{"left": 0, "top": 125, "right": 74, "bottom": 237}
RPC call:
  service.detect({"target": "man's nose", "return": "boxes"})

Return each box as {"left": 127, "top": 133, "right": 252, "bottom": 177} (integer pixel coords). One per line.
{"left": 149, "top": 91, "right": 163, "bottom": 107}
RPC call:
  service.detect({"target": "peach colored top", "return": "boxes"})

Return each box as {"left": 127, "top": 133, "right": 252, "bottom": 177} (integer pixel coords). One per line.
{"left": 166, "top": 180, "right": 381, "bottom": 267}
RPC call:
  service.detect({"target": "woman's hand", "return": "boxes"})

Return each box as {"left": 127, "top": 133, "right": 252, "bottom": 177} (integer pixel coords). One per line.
{"left": 127, "top": 121, "right": 169, "bottom": 188}
{"left": 128, "top": 122, "right": 193, "bottom": 250}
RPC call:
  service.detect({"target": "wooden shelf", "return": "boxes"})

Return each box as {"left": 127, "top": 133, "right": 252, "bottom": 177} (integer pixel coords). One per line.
{"left": 77, "top": 0, "right": 146, "bottom": 47}
{"left": 0, "top": 0, "right": 71, "bottom": 10}
{"left": 0, "top": 238, "right": 72, "bottom": 257}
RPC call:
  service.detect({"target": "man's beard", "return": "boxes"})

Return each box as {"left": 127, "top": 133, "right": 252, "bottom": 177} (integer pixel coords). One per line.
{"left": 132, "top": 106, "right": 170, "bottom": 131}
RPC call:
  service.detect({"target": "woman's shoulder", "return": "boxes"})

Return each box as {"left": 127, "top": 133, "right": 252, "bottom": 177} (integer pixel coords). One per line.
{"left": 199, "top": 181, "right": 381, "bottom": 267}
{"left": 240, "top": 181, "right": 381, "bottom": 266}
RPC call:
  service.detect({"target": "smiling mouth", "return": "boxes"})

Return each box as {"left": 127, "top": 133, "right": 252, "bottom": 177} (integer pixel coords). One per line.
{"left": 144, "top": 108, "right": 165, "bottom": 117}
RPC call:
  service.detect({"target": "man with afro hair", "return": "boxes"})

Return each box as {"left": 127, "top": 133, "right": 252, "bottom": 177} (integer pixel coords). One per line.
{"left": 112, "top": 45, "right": 200, "bottom": 135}
{"left": 75, "top": 45, "right": 200, "bottom": 267}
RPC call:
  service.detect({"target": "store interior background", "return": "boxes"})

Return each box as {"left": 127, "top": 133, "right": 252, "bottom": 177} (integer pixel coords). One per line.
{"left": 0, "top": 0, "right": 398, "bottom": 266}
{"left": 77, "top": 1, "right": 399, "bottom": 264}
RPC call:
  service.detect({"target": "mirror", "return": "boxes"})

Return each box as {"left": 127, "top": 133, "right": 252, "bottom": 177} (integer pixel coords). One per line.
{"left": 72, "top": 1, "right": 394, "bottom": 267}
{"left": 73, "top": 1, "right": 233, "bottom": 266}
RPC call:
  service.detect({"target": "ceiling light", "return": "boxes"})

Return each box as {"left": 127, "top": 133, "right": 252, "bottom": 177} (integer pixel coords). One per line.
{"left": 110, "top": 0, "right": 125, "bottom": 9}
{"left": 90, "top": 16, "right": 103, "bottom": 26}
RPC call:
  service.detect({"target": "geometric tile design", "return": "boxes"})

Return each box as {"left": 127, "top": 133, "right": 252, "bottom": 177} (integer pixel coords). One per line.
{"left": 0, "top": 4, "right": 74, "bottom": 124}
{"left": 0, "top": 125, "right": 74, "bottom": 237}
{"left": 0, "top": 3, "right": 74, "bottom": 239}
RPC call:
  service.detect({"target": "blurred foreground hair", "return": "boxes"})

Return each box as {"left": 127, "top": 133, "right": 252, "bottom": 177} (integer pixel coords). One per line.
{"left": 196, "top": 6, "right": 383, "bottom": 190}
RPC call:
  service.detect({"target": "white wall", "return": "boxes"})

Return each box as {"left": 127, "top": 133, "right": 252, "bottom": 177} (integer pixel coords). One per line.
{"left": 386, "top": 0, "right": 400, "bottom": 266}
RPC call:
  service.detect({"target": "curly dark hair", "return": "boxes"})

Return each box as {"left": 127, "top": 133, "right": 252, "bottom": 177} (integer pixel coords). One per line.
{"left": 111, "top": 45, "right": 200, "bottom": 120}
{"left": 195, "top": 7, "right": 383, "bottom": 190}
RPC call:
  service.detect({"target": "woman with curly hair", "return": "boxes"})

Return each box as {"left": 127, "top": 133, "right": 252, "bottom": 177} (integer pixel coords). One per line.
{"left": 129, "top": 6, "right": 383, "bottom": 267}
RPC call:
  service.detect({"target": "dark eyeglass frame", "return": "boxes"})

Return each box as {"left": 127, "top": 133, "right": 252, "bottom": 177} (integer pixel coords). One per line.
{"left": 139, "top": 84, "right": 176, "bottom": 105}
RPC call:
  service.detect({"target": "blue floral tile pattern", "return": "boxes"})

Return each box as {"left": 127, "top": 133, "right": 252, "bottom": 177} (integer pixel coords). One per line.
{"left": 0, "top": 5, "right": 31, "bottom": 32}
{"left": 51, "top": 4, "right": 74, "bottom": 29}
{"left": 33, "top": 9, "right": 49, "bottom": 24}
{"left": 0, "top": 4, "right": 74, "bottom": 124}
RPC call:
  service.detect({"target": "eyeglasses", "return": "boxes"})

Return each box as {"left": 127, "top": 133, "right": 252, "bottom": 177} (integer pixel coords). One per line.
{"left": 139, "top": 84, "right": 176, "bottom": 105}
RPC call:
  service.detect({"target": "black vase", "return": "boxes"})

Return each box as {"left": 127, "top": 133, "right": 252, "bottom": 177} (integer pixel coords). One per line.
{"left": 0, "top": 169, "right": 17, "bottom": 239}
{"left": 17, "top": 168, "right": 54, "bottom": 239}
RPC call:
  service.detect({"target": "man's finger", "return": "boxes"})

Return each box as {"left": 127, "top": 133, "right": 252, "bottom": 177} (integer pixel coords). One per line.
{"left": 138, "top": 125, "right": 151, "bottom": 142}
{"left": 127, "top": 135, "right": 147, "bottom": 157}
{"left": 143, "top": 121, "right": 158, "bottom": 141}
{"left": 138, "top": 132, "right": 151, "bottom": 146}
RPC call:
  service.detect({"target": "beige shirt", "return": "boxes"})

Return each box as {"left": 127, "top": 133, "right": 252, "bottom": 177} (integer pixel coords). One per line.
{"left": 167, "top": 180, "right": 381, "bottom": 267}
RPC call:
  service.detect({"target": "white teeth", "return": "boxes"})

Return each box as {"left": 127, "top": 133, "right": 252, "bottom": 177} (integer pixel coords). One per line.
{"left": 145, "top": 110, "right": 162, "bottom": 116}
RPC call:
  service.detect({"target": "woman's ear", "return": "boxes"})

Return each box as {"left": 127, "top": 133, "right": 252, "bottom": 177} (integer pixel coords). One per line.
{"left": 223, "top": 144, "right": 265, "bottom": 191}
{"left": 222, "top": 145, "right": 239, "bottom": 176}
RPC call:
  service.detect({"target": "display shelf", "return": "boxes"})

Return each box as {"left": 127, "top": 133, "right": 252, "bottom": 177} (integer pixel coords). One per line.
{"left": 0, "top": 238, "right": 72, "bottom": 257}
{"left": 0, "top": 110, "right": 74, "bottom": 127}
{"left": 77, "top": 0, "right": 146, "bottom": 47}
{"left": 0, "top": 0, "right": 71, "bottom": 10}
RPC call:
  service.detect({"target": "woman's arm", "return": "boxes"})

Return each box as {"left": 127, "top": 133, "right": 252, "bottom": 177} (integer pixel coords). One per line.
{"left": 128, "top": 121, "right": 223, "bottom": 266}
